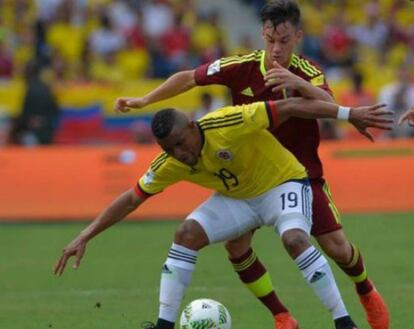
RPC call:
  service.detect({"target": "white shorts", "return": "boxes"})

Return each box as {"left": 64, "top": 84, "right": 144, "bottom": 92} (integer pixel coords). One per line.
{"left": 187, "top": 179, "right": 313, "bottom": 244}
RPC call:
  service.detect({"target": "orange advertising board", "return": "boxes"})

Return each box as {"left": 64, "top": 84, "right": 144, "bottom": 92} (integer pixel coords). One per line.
{"left": 0, "top": 140, "right": 413, "bottom": 221}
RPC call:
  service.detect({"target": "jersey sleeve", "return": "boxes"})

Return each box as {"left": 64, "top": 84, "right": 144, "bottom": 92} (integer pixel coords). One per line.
{"left": 135, "top": 154, "right": 182, "bottom": 197}
{"left": 292, "top": 56, "right": 333, "bottom": 97}
{"left": 194, "top": 57, "right": 241, "bottom": 87}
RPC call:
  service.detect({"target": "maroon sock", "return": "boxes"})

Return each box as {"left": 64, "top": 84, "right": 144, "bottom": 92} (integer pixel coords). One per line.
{"left": 337, "top": 244, "right": 374, "bottom": 295}
{"left": 230, "top": 248, "right": 288, "bottom": 315}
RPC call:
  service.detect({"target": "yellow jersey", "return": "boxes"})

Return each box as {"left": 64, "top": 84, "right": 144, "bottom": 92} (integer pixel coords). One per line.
{"left": 138, "top": 101, "right": 307, "bottom": 199}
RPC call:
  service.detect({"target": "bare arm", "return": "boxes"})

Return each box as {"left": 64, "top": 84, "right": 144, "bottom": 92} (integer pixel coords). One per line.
{"left": 114, "top": 70, "right": 197, "bottom": 113}
{"left": 54, "top": 188, "right": 143, "bottom": 275}
{"left": 273, "top": 98, "right": 394, "bottom": 141}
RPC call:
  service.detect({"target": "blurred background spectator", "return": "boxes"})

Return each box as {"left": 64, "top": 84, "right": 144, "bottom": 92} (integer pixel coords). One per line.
{"left": 9, "top": 59, "right": 60, "bottom": 145}
{"left": 0, "top": 0, "right": 413, "bottom": 147}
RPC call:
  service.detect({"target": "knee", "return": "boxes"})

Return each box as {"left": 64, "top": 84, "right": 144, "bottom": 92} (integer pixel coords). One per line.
{"left": 174, "top": 220, "right": 209, "bottom": 250}
{"left": 224, "top": 239, "right": 249, "bottom": 259}
{"left": 282, "top": 229, "right": 310, "bottom": 259}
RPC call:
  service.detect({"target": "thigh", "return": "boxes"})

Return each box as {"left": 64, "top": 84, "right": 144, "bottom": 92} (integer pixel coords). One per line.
{"left": 257, "top": 179, "right": 313, "bottom": 236}
{"left": 310, "top": 178, "right": 343, "bottom": 237}
{"left": 186, "top": 193, "right": 261, "bottom": 244}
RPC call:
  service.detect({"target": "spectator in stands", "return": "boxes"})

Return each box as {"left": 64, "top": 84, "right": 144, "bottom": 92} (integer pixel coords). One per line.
{"left": 339, "top": 69, "right": 376, "bottom": 107}
{"left": 348, "top": 1, "right": 388, "bottom": 51}
{"left": 192, "top": 92, "right": 223, "bottom": 121}
{"left": 89, "top": 13, "right": 124, "bottom": 57}
{"left": 378, "top": 65, "right": 414, "bottom": 138}
{"left": 160, "top": 14, "right": 191, "bottom": 73}
{"left": 142, "top": 0, "right": 173, "bottom": 39}
{"left": 10, "top": 59, "right": 59, "bottom": 145}
{"left": 320, "top": 10, "right": 355, "bottom": 73}
{"left": 0, "top": 40, "right": 13, "bottom": 79}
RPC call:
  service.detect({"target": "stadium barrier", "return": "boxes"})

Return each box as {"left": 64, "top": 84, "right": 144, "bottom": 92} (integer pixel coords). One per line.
{"left": 0, "top": 139, "right": 413, "bottom": 221}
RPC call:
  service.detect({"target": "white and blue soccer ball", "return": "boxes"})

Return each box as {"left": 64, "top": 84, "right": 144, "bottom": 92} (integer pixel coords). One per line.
{"left": 180, "top": 298, "right": 232, "bottom": 329}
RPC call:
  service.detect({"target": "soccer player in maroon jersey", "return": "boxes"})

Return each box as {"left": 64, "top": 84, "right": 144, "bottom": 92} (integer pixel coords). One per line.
{"left": 114, "top": 2, "right": 389, "bottom": 329}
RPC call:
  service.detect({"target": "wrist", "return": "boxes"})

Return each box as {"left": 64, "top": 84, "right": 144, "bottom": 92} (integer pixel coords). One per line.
{"left": 337, "top": 106, "right": 351, "bottom": 121}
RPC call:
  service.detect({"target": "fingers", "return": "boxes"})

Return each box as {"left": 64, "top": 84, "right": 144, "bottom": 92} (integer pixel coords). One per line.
{"left": 54, "top": 253, "right": 69, "bottom": 276}
{"left": 370, "top": 103, "right": 387, "bottom": 111}
{"left": 73, "top": 247, "right": 85, "bottom": 269}
{"left": 359, "top": 128, "right": 374, "bottom": 142}
{"left": 398, "top": 113, "right": 408, "bottom": 125}
{"left": 273, "top": 61, "right": 283, "bottom": 68}
{"left": 271, "top": 84, "right": 288, "bottom": 93}
{"left": 114, "top": 98, "right": 130, "bottom": 114}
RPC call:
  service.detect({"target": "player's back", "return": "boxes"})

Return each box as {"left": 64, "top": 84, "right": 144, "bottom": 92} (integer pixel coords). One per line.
{"left": 139, "top": 102, "right": 307, "bottom": 200}
{"left": 195, "top": 51, "right": 329, "bottom": 179}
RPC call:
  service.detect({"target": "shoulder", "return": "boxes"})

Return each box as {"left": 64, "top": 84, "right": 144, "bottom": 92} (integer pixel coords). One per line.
{"left": 197, "top": 106, "right": 245, "bottom": 132}
{"left": 218, "top": 50, "right": 262, "bottom": 69}
{"left": 289, "top": 53, "right": 325, "bottom": 78}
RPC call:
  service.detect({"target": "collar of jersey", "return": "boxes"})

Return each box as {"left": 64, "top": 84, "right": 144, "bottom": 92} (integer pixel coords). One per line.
{"left": 259, "top": 50, "right": 295, "bottom": 76}
{"left": 195, "top": 121, "right": 206, "bottom": 156}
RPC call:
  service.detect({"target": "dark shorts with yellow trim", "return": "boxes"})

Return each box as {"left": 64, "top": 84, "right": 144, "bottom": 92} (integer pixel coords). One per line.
{"left": 310, "top": 177, "right": 342, "bottom": 236}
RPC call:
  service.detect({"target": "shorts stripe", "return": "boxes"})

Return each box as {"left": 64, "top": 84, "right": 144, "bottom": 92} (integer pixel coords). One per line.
{"left": 322, "top": 182, "right": 341, "bottom": 224}
{"left": 301, "top": 184, "right": 311, "bottom": 221}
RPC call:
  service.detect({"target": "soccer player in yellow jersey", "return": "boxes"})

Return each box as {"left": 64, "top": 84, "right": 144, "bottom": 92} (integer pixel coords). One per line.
{"left": 54, "top": 99, "right": 392, "bottom": 329}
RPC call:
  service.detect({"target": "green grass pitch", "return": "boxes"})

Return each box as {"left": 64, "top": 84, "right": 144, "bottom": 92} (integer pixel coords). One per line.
{"left": 1, "top": 213, "right": 413, "bottom": 329}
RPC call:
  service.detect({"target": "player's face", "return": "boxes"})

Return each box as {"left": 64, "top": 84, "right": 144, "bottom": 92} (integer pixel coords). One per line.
{"left": 261, "top": 20, "right": 302, "bottom": 68}
{"left": 157, "top": 123, "right": 201, "bottom": 167}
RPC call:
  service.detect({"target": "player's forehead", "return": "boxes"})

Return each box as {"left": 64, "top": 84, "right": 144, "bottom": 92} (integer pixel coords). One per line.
{"left": 262, "top": 20, "right": 296, "bottom": 39}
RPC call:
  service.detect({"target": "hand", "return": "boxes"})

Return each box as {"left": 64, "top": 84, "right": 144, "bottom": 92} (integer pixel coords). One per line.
{"left": 398, "top": 107, "right": 414, "bottom": 127}
{"left": 264, "top": 61, "right": 305, "bottom": 93}
{"left": 54, "top": 235, "right": 88, "bottom": 276}
{"left": 349, "top": 104, "right": 394, "bottom": 142}
{"left": 114, "top": 97, "right": 148, "bottom": 114}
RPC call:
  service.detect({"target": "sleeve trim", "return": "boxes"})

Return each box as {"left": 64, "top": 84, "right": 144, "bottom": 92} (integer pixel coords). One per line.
{"left": 265, "top": 101, "right": 279, "bottom": 130}
{"left": 134, "top": 183, "right": 154, "bottom": 200}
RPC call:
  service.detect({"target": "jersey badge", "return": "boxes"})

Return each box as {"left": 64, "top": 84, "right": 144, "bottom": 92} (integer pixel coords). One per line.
{"left": 241, "top": 87, "right": 254, "bottom": 97}
{"left": 143, "top": 169, "right": 155, "bottom": 186}
{"left": 310, "top": 75, "right": 325, "bottom": 87}
{"left": 207, "top": 59, "right": 221, "bottom": 76}
{"left": 216, "top": 150, "right": 233, "bottom": 161}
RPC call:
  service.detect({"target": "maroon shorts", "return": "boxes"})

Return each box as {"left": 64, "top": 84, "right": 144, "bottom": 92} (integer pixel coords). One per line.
{"left": 310, "top": 178, "right": 342, "bottom": 236}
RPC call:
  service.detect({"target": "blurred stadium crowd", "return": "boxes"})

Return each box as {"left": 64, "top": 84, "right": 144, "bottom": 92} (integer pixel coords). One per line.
{"left": 0, "top": 0, "right": 413, "bottom": 146}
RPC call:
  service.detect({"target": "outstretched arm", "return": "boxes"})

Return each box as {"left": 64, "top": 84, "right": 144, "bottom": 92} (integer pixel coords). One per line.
{"left": 54, "top": 188, "right": 143, "bottom": 276}
{"left": 114, "top": 70, "right": 196, "bottom": 113}
{"left": 273, "top": 98, "right": 394, "bottom": 141}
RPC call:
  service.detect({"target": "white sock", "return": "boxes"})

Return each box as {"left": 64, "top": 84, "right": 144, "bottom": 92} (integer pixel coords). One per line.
{"left": 295, "top": 246, "right": 349, "bottom": 320}
{"left": 158, "top": 243, "right": 198, "bottom": 322}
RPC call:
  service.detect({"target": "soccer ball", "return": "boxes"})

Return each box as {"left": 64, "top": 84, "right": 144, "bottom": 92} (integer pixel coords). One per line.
{"left": 180, "top": 298, "right": 231, "bottom": 329}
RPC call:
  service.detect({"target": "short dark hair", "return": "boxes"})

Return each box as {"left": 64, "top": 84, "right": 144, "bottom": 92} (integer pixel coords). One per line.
{"left": 152, "top": 108, "right": 177, "bottom": 139}
{"left": 260, "top": 0, "right": 301, "bottom": 29}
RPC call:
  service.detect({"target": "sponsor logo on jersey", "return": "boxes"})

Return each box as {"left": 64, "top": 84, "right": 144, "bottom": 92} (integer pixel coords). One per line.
{"left": 216, "top": 150, "right": 233, "bottom": 161}
{"left": 207, "top": 59, "right": 221, "bottom": 76}
{"left": 143, "top": 169, "right": 155, "bottom": 186}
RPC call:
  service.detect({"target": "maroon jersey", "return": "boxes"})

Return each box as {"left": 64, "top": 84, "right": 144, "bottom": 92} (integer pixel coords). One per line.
{"left": 194, "top": 50, "right": 332, "bottom": 179}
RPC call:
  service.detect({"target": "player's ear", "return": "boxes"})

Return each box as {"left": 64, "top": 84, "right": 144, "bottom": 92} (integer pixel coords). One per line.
{"left": 295, "top": 29, "right": 304, "bottom": 41}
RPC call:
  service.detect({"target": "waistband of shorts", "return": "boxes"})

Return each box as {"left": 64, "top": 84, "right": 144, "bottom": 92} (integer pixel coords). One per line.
{"left": 284, "top": 178, "right": 310, "bottom": 185}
